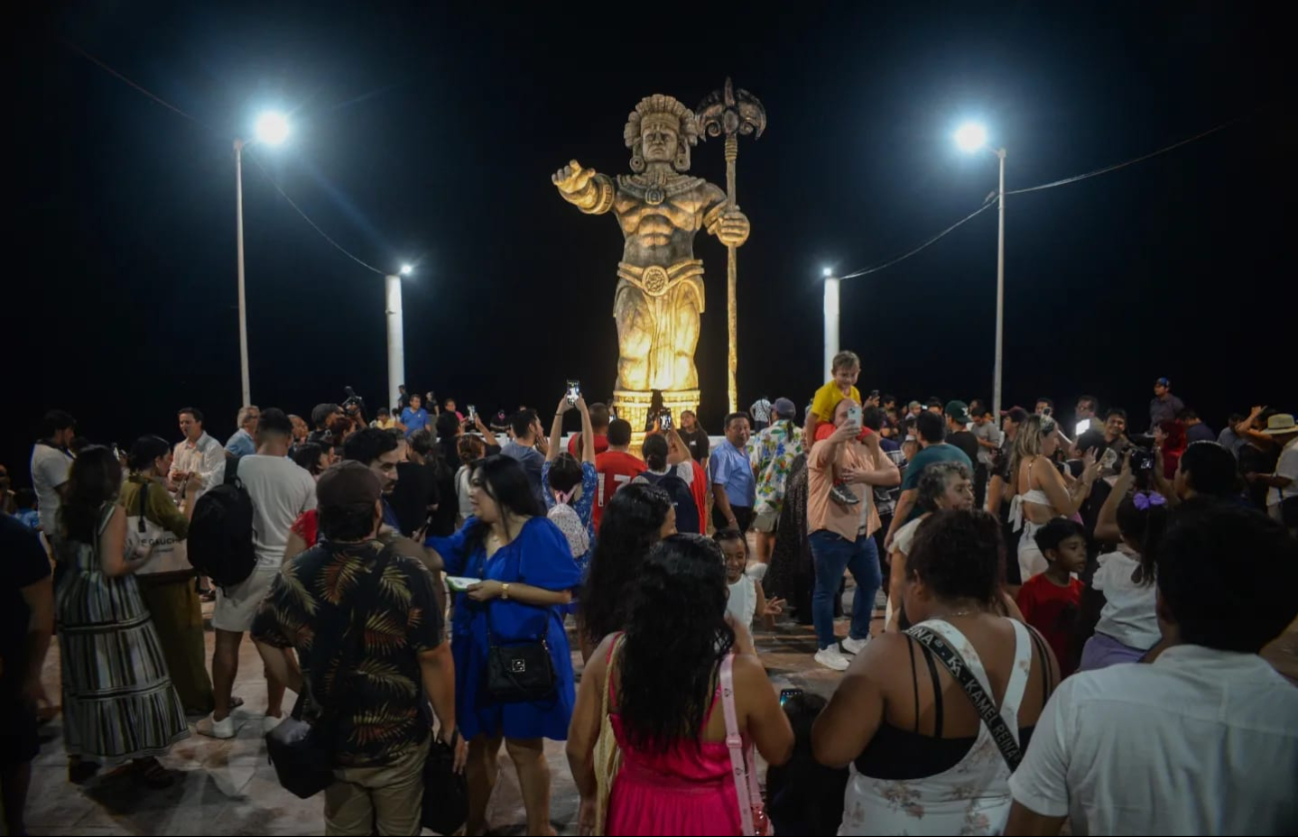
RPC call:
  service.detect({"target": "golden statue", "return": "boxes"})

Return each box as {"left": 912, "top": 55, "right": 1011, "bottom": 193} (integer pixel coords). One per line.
{"left": 552, "top": 94, "right": 750, "bottom": 432}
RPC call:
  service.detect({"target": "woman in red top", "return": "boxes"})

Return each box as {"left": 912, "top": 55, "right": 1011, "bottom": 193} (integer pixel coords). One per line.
{"left": 1154, "top": 419, "right": 1187, "bottom": 480}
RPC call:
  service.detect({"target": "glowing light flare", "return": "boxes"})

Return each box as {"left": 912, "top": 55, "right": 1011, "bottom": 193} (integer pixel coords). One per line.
{"left": 255, "top": 112, "right": 290, "bottom": 146}
{"left": 954, "top": 122, "right": 989, "bottom": 153}
{"left": 400, "top": 264, "right": 413, "bottom": 276}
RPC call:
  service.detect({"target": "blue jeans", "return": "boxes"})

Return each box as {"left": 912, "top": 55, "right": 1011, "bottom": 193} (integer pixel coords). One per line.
{"left": 809, "top": 530, "right": 882, "bottom": 650}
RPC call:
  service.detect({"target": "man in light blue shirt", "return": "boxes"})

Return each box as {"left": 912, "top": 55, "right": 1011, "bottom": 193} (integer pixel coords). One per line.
{"left": 399, "top": 394, "right": 430, "bottom": 438}
{"left": 224, "top": 405, "right": 260, "bottom": 458}
{"left": 710, "top": 412, "right": 756, "bottom": 532}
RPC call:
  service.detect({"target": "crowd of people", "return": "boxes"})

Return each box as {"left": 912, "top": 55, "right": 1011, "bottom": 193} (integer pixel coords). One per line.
{"left": 1, "top": 362, "right": 1296, "bottom": 836}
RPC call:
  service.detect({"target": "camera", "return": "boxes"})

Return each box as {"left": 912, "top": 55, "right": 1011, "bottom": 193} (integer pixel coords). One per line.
{"left": 1129, "top": 445, "right": 1156, "bottom": 474}
{"left": 342, "top": 386, "right": 365, "bottom": 415}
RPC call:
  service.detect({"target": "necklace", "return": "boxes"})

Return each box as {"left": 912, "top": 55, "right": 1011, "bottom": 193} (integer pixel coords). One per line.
{"left": 934, "top": 608, "right": 977, "bottom": 619}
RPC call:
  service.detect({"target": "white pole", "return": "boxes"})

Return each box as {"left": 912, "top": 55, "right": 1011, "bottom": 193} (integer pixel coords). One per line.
{"left": 385, "top": 274, "right": 405, "bottom": 411}
{"left": 993, "top": 148, "right": 1006, "bottom": 420}
{"left": 823, "top": 274, "right": 840, "bottom": 382}
{"left": 235, "top": 139, "right": 251, "bottom": 407}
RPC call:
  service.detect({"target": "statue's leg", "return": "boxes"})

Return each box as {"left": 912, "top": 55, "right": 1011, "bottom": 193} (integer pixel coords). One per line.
{"left": 672, "top": 289, "right": 702, "bottom": 390}
{"left": 614, "top": 285, "right": 652, "bottom": 392}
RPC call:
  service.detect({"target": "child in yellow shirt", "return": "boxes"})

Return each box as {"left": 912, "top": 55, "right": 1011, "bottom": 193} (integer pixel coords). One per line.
{"left": 806, "top": 350, "right": 863, "bottom": 506}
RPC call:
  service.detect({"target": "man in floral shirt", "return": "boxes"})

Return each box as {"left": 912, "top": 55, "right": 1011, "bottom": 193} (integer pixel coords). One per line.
{"left": 748, "top": 398, "right": 805, "bottom": 579}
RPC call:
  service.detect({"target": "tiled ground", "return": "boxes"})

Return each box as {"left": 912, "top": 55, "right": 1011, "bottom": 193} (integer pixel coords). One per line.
{"left": 22, "top": 582, "right": 1298, "bottom": 836}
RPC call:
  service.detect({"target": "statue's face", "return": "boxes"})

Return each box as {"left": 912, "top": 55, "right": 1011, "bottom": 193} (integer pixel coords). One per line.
{"left": 641, "top": 121, "right": 679, "bottom": 163}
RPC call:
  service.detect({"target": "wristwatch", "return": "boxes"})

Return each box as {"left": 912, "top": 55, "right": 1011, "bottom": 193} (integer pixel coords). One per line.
{"left": 501, "top": 582, "right": 511, "bottom": 601}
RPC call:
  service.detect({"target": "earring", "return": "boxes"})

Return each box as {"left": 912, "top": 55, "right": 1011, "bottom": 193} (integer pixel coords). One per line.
{"left": 630, "top": 149, "right": 646, "bottom": 173}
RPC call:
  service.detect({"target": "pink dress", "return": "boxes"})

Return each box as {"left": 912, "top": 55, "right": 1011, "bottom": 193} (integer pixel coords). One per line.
{"left": 605, "top": 662, "right": 742, "bottom": 836}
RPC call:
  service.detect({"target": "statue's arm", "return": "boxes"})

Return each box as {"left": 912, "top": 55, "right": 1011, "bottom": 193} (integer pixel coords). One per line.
{"left": 700, "top": 183, "right": 750, "bottom": 247}
{"left": 552, "top": 160, "right": 615, "bottom": 216}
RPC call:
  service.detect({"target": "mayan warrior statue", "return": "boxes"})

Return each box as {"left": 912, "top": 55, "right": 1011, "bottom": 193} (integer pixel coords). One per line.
{"left": 552, "top": 94, "right": 750, "bottom": 431}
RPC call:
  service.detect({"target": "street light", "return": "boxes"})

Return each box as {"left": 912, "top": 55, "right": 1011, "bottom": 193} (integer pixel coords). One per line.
{"left": 956, "top": 121, "right": 1008, "bottom": 420}
{"left": 233, "top": 110, "right": 290, "bottom": 406}
{"left": 822, "top": 267, "right": 840, "bottom": 382}
{"left": 385, "top": 266, "right": 411, "bottom": 410}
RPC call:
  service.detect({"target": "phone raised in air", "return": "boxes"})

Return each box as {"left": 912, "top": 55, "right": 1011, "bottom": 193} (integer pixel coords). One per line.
{"left": 566, "top": 379, "right": 581, "bottom": 406}
{"left": 779, "top": 688, "right": 803, "bottom": 707}
{"left": 660, "top": 410, "right": 673, "bottom": 431}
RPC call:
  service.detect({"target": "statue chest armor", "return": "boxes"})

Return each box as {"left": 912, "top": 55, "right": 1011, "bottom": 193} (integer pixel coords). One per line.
{"left": 614, "top": 175, "right": 707, "bottom": 235}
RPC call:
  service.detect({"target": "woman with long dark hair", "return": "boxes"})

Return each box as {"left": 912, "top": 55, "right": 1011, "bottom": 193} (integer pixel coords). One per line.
{"left": 568, "top": 535, "right": 794, "bottom": 835}
{"left": 425, "top": 455, "right": 581, "bottom": 836}
{"left": 55, "top": 446, "right": 190, "bottom": 787}
{"left": 578, "top": 483, "right": 676, "bottom": 661}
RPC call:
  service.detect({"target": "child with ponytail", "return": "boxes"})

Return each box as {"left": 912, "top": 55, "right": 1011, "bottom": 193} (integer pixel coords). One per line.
{"left": 1078, "top": 450, "right": 1170, "bottom": 671}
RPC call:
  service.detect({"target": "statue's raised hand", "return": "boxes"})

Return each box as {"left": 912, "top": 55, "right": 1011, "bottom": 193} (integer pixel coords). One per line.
{"left": 552, "top": 159, "right": 595, "bottom": 195}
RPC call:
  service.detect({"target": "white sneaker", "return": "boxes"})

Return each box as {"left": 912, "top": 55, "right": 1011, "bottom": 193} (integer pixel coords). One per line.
{"left": 196, "top": 714, "right": 236, "bottom": 739}
{"left": 814, "top": 646, "right": 851, "bottom": 671}
{"left": 842, "top": 636, "right": 871, "bottom": 655}
{"left": 262, "top": 715, "right": 284, "bottom": 735}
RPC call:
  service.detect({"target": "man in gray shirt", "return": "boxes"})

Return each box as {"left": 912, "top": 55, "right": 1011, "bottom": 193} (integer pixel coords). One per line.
{"left": 501, "top": 409, "right": 547, "bottom": 508}
{"left": 970, "top": 400, "right": 1002, "bottom": 508}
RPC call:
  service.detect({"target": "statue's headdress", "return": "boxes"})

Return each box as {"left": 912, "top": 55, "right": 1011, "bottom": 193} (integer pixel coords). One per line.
{"left": 624, "top": 94, "right": 699, "bottom": 173}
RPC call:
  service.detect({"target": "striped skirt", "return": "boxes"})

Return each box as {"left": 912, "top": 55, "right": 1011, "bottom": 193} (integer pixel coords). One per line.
{"left": 56, "top": 567, "right": 191, "bottom": 764}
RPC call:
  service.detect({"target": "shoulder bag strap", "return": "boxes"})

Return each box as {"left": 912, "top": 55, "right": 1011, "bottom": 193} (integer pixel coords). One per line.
{"left": 906, "top": 625, "right": 1023, "bottom": 771}
{"left": 719, "top": 654, "right": 760, "bottom": 837}
{"left": 138, "top": 480, "right": 149, "bottom": 532}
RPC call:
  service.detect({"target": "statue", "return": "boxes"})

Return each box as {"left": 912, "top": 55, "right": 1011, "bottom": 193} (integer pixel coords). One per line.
{"left": 552, "top": 94, "right": 750, "bottom": 433}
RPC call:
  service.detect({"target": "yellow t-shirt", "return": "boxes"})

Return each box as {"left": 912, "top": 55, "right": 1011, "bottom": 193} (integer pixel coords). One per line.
{"left": 810, "top": 381, "right": 861, "bottom": 422}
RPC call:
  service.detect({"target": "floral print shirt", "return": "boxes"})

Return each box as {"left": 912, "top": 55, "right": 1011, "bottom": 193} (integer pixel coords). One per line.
{"left": 748, "top": 420, "right": 806, "bottom": 516}
{"left": 252, "top": 540, "right": 444, "bottom": 767}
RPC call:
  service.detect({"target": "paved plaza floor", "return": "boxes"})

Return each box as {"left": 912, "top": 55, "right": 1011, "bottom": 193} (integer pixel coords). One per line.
{"left": 22, "top": 582, "right": 1298, "bottom": 836}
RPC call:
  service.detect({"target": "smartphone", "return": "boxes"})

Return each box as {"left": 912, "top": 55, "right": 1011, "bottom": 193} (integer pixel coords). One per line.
{"left": 870, "top": 389, "right": 880, "bottom": 400}
{"left": 779, "top": 688, "right": 803, "bottom": 707}
{"left": 468, "top": 404, "right": 477, "bottom": 420}
{"left": 566, "top": 379, "right": 581, "bottom": 406}
{"left": 446, "top": 576, "right": 483, "bottom": 593}
{"left": 1100, "top": 447, "right": 1119, "bottom": 473}
{"left": 847, "top": 403, "right": 863, "bottom": 428}
{"left": 660, "top": 410, "right": 673, "bottom": 431}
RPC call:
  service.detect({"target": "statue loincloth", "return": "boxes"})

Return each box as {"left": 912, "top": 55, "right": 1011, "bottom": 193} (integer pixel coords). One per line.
{"left": 614, "top": 259, "right": 706, "bottom": 389}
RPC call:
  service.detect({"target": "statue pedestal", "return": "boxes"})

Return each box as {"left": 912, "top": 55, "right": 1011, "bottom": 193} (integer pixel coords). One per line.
{"left": 614, "top": 388, "right": 700, "bottom": 450}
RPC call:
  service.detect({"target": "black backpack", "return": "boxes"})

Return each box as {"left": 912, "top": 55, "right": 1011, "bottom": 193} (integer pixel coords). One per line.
{"left": 188, "top": 456, "right": 257, "bottom": 589}
{"left": 637, "top": 469, "right": 700, "bottom": 535}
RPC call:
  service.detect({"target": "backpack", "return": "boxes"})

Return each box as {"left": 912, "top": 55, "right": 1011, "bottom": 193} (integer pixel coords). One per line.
{"left": 188, "top": 456, "right": 257, "bottom": 589}
{"left": 637, "top": 469, "right": 700, "bottom": 535}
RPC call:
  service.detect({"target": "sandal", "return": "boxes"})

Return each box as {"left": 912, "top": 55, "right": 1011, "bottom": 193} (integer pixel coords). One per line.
{"left": 132, "top": 758, "right": 175, "bottom": 789}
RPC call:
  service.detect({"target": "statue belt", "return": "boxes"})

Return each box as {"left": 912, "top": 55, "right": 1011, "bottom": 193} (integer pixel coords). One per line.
{"left": 617, "top": 260, "right": 704, "bottom": 299}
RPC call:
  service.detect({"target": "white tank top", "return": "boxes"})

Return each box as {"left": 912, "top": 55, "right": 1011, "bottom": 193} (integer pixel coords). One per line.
{"left": 840, "top": 618, "right": 1032, "bottom": 836}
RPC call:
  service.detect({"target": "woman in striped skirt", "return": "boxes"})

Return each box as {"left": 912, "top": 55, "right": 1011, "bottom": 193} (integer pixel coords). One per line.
{"left": 55, "top": 446, "right": 190, "bottom": 787}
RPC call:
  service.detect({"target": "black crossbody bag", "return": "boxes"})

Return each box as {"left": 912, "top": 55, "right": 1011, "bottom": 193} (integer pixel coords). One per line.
{"left": 266, "top": 544, "right": 392, "bottom": 798}
{"left": 906, "top": 625, "right": 1023, "bottom": 771}
{"left": 477, "top": 552, "right": 556, "bottom": 704}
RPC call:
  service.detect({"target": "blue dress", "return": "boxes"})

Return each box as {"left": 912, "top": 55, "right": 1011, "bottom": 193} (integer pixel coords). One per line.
{"left": 427, "top": 516, "right": 581, "bottom": 741}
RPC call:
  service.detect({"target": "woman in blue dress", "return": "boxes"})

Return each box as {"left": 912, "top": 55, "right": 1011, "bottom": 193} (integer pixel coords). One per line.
{"left": 427, "top": 455, "right": 581, "bottom": 837}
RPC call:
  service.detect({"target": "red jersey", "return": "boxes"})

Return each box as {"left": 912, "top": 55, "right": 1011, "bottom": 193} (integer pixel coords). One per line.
{"left": 290, "top": 509, "right": 320, "bottom": 549}
{"left": 689, "top": 459, "right": 709, "bottom": 534}
{"left": 568, "top": 433, "right": 611, "bottom": 459}
{"left": 1016, "top": 574, "right": 1084, "bottom": 676}
{"left": 594, "top": 450, "right": 647, "bottom": 531}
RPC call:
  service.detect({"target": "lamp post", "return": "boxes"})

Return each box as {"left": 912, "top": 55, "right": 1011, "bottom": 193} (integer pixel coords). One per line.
{"left": 822, "top": 267, "right": 839, "bottom": 382}
{"left": 386, "top": 265, "right": 413, "bottom": 411}
{"left": 955, "top": 122, "right": 1007, "bottom": 419}
{"left": 233, "top": 111, "right": 290, "bottom": 406}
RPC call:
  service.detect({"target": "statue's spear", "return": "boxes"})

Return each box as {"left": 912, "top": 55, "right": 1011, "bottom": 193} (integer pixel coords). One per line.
{"left": 698, "top": 78, "right": 766, "bottom": 415}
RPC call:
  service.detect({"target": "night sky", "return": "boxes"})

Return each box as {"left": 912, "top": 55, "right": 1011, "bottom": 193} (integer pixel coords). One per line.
{"left": 8, "top": 3, "right": 1289, "bottom": 479}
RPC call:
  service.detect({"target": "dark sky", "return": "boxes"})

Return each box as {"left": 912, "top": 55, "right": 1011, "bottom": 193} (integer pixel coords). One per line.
{"left": 8, "top": 3, "right": 1289, "bottom": 478}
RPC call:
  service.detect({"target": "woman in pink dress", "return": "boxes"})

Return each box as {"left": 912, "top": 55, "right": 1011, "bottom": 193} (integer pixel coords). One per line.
{"left": 567, "top": 534, "right": 794, "bottom": 835}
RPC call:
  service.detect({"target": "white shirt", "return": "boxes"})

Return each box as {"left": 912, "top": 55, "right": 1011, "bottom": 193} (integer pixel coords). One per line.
{"left": 234, "top": 454, "right": 316, "bottom": 569}
{"left": 171, "top": 432, "right": 226, "bottom": 504}
{"left": 750, "top": 399, "right": 773, "bottom": 423}
{"left": 1090, "top": 546, "right": 1161, "bottom": 651}
{"left": 726, "top": 574, "right": 757, "bottom": 628}
{"left": 30, "top": 443, "right": 74, "bottom": 534}
{"left": 1269, "top": 436, "right": 1298, "bottom": 507}
{"left": 1009, "top": 644, "right": 1298, "bottom": 835}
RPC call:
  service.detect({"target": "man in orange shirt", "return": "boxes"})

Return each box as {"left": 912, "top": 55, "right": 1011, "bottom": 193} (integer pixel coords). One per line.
{"left": 806, "top": 398, "right": 900, "bottom": 671}
{"left": 592, "top": 419, "right": 646, "bottom": 531}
